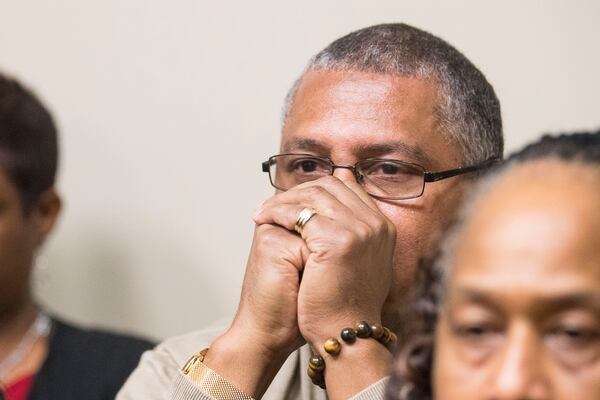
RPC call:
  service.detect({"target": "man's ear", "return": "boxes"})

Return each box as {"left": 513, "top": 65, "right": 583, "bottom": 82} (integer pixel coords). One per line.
{"left": 30, "top": 188, "right": 62, "bottom": 245}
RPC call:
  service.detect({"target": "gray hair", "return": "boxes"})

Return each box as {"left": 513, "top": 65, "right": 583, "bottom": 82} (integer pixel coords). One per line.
{"left": 282, "top": 23, "right": 504, "bottom": 165}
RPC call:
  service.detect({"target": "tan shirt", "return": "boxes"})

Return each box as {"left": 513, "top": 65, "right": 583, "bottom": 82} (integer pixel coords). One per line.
{"left": 117, "top": 322, "right": 389, "bottom": 400}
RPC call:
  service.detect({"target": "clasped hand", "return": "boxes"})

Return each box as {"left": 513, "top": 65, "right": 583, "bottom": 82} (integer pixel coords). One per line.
{"left": 240, "top": 176, "right": 396, "bottom": 356}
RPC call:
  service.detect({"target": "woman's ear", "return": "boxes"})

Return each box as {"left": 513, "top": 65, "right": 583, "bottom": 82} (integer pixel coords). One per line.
{"left": 30, "top": 188, "right": 62, "bottom": 245}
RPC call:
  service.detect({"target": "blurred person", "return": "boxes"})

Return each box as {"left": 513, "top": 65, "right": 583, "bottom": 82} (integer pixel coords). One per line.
{"left": 0, "top": 73, "right": 153, "bottom": 400}
{"left": 119, "top": 23, "right": 503, "bottom": 400}
{"left": 387, "top": 131, "right": 600, "bottom": 400}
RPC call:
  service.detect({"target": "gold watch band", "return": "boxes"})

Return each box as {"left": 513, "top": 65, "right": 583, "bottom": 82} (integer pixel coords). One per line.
{"left": 182, "top": 348, "right": 254, "bottom": 400}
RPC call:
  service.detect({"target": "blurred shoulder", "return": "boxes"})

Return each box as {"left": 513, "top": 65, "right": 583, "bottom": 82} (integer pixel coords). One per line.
{"left": 29, "top": 316, "right": 156, "bottom": 400}
{"left": 50, "top": 317, "right": 155, "bottom": 360}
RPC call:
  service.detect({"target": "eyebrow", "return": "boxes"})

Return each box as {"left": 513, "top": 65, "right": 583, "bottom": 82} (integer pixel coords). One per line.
{"left": 448, "top": 289, "right": 505, "bottom": 315}
{"left": 282, "top": 137, "right": 433, "bottom": 167}
{"left": 282, "top": 138, "right": 330, "bottom": 154}
{"left": 450, "top": 288, "right": 600, "bottom": 314}
{"left": 535, "top": 293, "right": 600, "bottom": 313}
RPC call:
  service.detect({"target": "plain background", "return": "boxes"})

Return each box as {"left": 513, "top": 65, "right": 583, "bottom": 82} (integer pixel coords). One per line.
{"left": 1, "top": 1, "right": 598, "bottom": 341}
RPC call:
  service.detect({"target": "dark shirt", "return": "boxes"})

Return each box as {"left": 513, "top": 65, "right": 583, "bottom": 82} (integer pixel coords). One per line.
{"left": 27, "top": 317, "right": 154, "bottom": 400}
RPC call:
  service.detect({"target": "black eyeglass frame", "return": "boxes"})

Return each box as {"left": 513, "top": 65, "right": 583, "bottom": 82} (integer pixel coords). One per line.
{"left": 262, "top": 154, "right": 499, "bottom": 200}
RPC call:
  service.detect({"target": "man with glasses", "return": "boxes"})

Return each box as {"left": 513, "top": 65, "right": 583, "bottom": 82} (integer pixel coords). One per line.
{"left": 262, "top": 155, "right": 497, "bottom": 201}
{"left": 119, "top": 23, "right": 503, "bottom": 400}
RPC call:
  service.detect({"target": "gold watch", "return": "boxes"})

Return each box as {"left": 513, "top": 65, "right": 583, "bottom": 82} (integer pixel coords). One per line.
{"left": 181, "top": 348, "right": 254, "bottom": 400}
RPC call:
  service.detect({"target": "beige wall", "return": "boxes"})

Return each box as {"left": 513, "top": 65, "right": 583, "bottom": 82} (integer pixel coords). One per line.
{"left": 0, "top": 0, "right": 598, "bottom": 340}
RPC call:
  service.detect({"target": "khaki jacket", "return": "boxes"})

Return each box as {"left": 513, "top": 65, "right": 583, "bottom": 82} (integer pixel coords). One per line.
{"left": 117, "top": 322, "right": 388, "bottom": 400}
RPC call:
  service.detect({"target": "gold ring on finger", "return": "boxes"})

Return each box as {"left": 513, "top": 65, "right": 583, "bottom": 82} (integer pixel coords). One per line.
{"left": 294, "top": 207, "right": 317, "bottom": 235}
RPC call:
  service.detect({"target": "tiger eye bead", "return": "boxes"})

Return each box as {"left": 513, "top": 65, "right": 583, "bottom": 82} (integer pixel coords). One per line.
{"left": 307, "top": 366, "right": 321, "bottom": 380}
{"left": 312, "top": 376, "right": 326, "bottom": 389}
{"left": 324, "top": 338, "right": 341, "bottom": 355}
{"left": 307, "top": 353, "right": 326, "bottom": 388}
{"left": 388, "top": 330, "right": 398, "bottom": 345}
{"left": 355, "top": 321, "right": 372, "bottom": 338}
{"left": 309, "top": 354, "right": 325, "bottom": 371}
{"left": 340, "top": 327, "right": 357, "bottom": 343}
{"left": 380, "top": 326, "right": 392, "bottom": 344}
{"left": 370, "top": 323, "right": 384, "bottom": 340}
{"left": 317, "top": 381, "right": 326, "bottom": 390}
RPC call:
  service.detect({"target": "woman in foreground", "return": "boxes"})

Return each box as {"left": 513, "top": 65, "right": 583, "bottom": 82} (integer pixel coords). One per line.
{"left": 388, "top": 132, "right": 600, "bottom": 400}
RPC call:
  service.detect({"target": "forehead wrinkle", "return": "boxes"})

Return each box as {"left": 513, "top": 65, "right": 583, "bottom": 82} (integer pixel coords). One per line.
{"left": 467, "top": 164, "right": 600, "bottom": 261}
{"left": 446, "top": 288, "right": 505, "bottom": 315}
{"left": 354, "top": 141, "right": 432, "bottom": 166}
{"left": 449, "top": 285, "right": 600, "bottom": 315}
{"left": 281, "top": 138, "right": 330, "bottom": 154}
{"left": 281, "top": 137, "right": 432, "bottom": 166}
{"left": 283, "top": 70, "right": 462, "bottom": 171}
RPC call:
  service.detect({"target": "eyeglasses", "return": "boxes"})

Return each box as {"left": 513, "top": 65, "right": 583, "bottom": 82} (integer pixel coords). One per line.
{"left": 262, "top": 154, "right": 499, "bottom": 200}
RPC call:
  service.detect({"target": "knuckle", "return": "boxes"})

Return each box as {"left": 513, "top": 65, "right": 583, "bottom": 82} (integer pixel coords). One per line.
{"left": 353, "top": 221, "right": 372, "bottom": 241}
{"left": 335, "top": 228, "right": 356, "bottom": 248}
{"left": 372, "top": 218, "right": 388, "bottom": 235}
{"left": 319, "top": 204, "right": 335, "bottom": 216}
{"left": 258, "top": 197, "right": 272, "bottom": 208}
{"left": 305, "top": 185, "right": 328, "bottom": 198}
{"left": 255, "top": 223, "right": 273, "bottom": 235}
{"left": 320, "top": 175, "right": 340, "bottom": 185}
{"left": 255, "top": 225, "right": 280, "bottom": 245}
{"left": 306, "top": 188, "right": 337, "bottom": 206}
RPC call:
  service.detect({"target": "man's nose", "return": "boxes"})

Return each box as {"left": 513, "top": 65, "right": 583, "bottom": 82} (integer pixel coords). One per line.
{"left": 331, "top": 165, "right": 360, "bottom": 183}
{"left": 489, "top": 324, "right": 549, "bottom": 400}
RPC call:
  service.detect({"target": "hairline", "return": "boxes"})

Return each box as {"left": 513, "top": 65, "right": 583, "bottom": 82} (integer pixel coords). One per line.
{"left": 436, "top": 155, "right": 600, "bottom": 302}
{"left": 280, "top": 67, "right": 466, "bottom": 164}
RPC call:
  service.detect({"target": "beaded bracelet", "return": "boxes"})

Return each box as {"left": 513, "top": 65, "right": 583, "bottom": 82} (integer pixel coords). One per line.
{"left": 307, "top": 320, "right": 397, "bottom": 388}
{"left": 307, "top": 353, "right": 327, "bottom": 389}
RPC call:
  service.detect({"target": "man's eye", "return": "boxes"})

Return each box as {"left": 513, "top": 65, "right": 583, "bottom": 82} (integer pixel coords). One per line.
{"left": 369, "top": 162, "right": 402, "bottom": 175}
{"left": 549, "top": 326, "right": 599, "bottom": 345}
{"left": 453, "top": 323, "right": 500, "bottom": 342}
{"left": 298, "top": 160, "right": 317, "bottom": 172}
{"left": 380, "top": 163, "right": 400, "bottom": 174}
{"left": 459, "top": 324, "right": 490, "bottom": 337}
{"left": 547, "top": 324, "right": 600, "bottom": 365}
{"left": 288, "top": 159, "right": 326, "bottom": 174}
